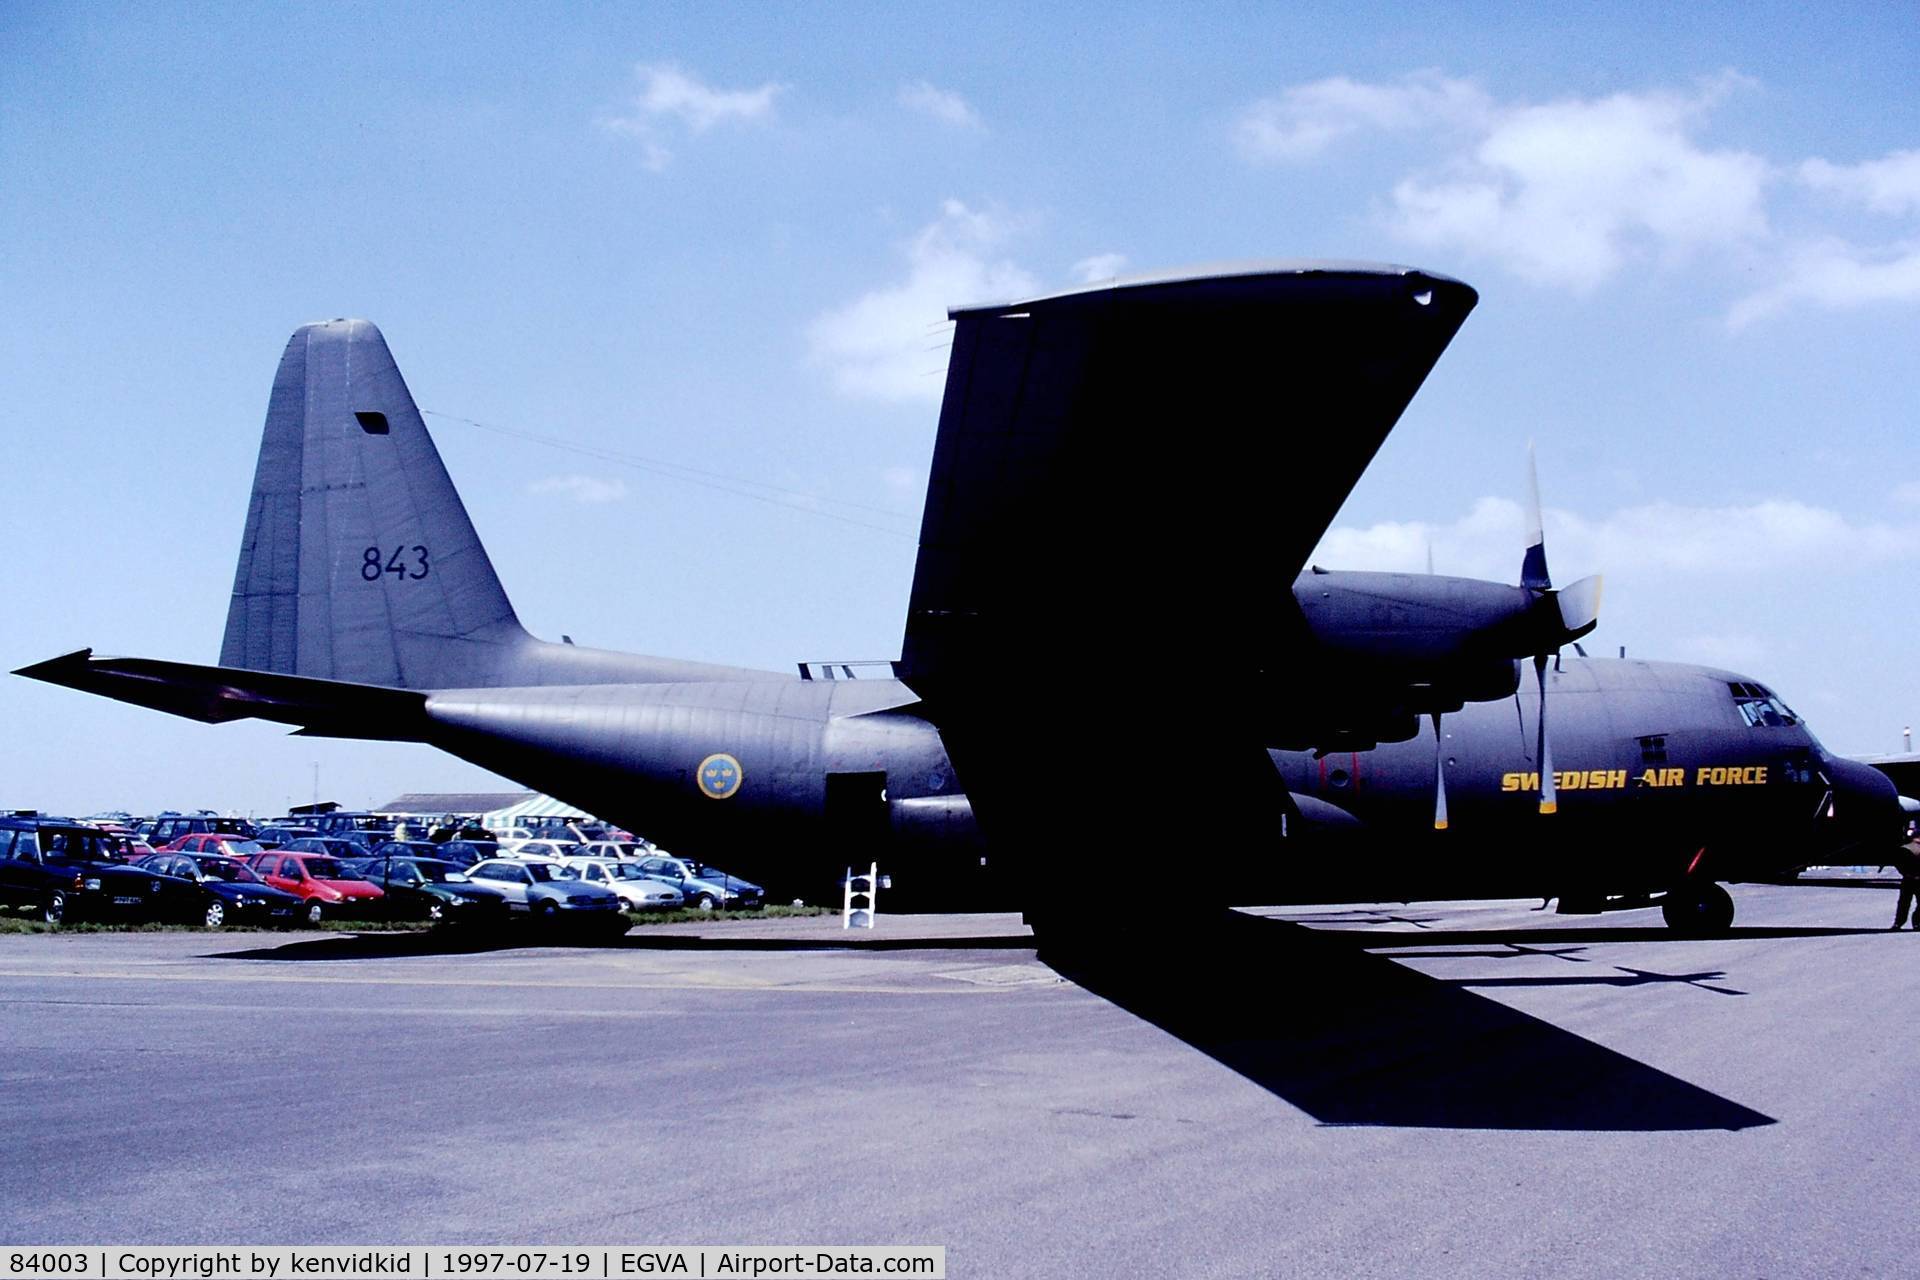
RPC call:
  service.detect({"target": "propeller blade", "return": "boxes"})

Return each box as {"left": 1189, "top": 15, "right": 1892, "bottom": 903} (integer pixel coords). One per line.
{"left": 1554, "top": 573, "right": 1604, "bottom": 641}
{"left": 1535, "top": 653, "right": 1557, "bottom": 815}
{"left": 1432, "top": 712, "right": 1449, "bottom": 830}
{"left": 1520, "top": 440, "right": 1551, "bottom": 590}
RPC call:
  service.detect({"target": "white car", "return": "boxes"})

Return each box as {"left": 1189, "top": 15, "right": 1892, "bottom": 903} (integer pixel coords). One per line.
{"left": 564, "top": 857, "right": 685, "bottom": 910}
{"left": 575, "top": 840, "right": 651, "bottom": 861}
{"left": 465, "top": 856, "right": 626, "bottom": 927}
{"left": 498, "top": 838, "right": 583, "bottom": 862}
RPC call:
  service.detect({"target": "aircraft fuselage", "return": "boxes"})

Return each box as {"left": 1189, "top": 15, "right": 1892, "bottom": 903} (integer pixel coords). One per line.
{"left": 403, "top": 655, "right": 1892, "bottom": 909}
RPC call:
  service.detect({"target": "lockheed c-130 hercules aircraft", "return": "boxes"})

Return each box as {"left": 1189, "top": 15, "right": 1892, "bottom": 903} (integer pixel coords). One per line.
{"left": 17, "top": 262, "right": 1905, "bottom": 942}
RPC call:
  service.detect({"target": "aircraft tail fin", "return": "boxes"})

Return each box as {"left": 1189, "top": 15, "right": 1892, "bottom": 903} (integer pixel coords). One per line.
{"left": 219, "top": 320, "right": 531, "bottom": 689}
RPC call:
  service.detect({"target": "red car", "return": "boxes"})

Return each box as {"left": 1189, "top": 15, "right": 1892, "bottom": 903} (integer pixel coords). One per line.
{"left": 247, "top": 851, "right": 384, "bottom": 920}
{"left": 160, "top": 832, "right": 266, "bottom": 859}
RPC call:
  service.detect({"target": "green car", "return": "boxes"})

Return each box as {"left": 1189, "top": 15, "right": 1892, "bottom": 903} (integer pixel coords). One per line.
{"left": 345, "top": 854, "right": 511, "bottom": 924}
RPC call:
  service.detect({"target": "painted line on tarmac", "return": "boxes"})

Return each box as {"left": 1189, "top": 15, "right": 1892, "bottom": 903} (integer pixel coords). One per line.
{"left": 0, "top": 998, "right": 700, "bottom": 1017}
{"left": 0, "top": 965, "right": 1067, "bottom": 996}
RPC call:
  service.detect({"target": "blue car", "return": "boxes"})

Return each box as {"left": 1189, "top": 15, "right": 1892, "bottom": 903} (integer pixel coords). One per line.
{"left": 634, "top": 855, "right": 763, "bottom": 910}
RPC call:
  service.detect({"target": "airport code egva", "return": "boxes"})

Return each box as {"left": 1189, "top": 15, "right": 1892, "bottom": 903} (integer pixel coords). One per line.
{"left": 5, "top": 1252, "right": 944, "bottom": 1280}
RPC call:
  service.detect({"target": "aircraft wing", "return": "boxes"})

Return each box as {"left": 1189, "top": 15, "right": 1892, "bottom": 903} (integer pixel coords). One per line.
{"left": 896, "top": 263, "right": 1477, "bottom": 878}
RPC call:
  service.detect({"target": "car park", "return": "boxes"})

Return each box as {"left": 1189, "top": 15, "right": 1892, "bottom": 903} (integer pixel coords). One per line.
{"left": 357, "top": 839, "right": 445, "bottom": 864}
{"left": 465, "top": 857, "right": 628, "bottom": 930}
{"left": 347, "top": 854, "right": 510, "bottom": 924}
{"left": 143, "top": 812, "right": 257, "bottom": 847}
{"left": 635, "top": 854, "right": 764, "bottom": 910}
{"left": 563, "top": 856, "right": 685, "bottom": 911}
{"left": 0, "top": 815, "right": 167, "bottom": 923}
{"left": 280, "top": 836, "right": 372, "bottom": 860}
{"left": 247, "top": 851, "right": 385, "bottom": 921}
{"left": 251, "top": 825, "right": 317, "bottom": 850}
{"left": 575, "top": 840, "right": 651, "bottom": 861}
{"left": 431, "top": 839, "right": 499, "bottom": 868}
{"left": 159, "top": 832, "right": 267, "bottom": 859}
{"left": 499, "top": 839, "right": 583, "bottom": 862}
{"left": 133, "top": 852, "right": 307, "bottom": 927}
{"left": 307, "top": 811, "right": 399, "bottom": 849}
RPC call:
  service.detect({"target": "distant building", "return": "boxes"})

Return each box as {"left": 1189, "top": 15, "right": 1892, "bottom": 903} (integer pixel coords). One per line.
{"left": 378, "top": 791, "right": 538, "bottom": 816}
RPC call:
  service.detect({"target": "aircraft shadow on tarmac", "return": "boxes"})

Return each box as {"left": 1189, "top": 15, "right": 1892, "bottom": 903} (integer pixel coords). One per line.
{"left": 1044, "top": 913, "right": 1781, "bottom": 1133}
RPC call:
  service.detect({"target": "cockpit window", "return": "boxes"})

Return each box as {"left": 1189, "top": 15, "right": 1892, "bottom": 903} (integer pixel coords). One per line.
{"left": 1729, "top": 682, "right": 1798, "bottom": 727}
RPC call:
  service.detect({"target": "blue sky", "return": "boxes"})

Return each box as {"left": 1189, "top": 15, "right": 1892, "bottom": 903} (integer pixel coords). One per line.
{"left": 5, "top": 2, "right": 1920, "bottom": 816}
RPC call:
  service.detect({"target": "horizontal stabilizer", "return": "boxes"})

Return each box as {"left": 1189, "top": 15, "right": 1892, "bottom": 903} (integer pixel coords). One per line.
{"left": 13, "top": 650, "right": 429, "bottom": 740}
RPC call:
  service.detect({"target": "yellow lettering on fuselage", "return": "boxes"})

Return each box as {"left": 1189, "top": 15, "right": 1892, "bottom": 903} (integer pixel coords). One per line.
{"left": 1696, "top": 765, "right": 1769, "bottom": 786}
{"left": 1501, "top": 769, "right": 1631, "bottom": 794}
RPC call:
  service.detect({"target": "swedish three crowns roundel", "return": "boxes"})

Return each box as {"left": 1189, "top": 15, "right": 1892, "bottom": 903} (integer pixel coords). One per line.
{"left": 697, "top": 752, "right": 744, "bottom": 800}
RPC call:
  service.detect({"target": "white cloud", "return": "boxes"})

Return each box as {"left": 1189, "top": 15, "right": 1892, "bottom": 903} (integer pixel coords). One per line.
{"left": 807, "top": 200, "right": 1038, "bottom": 402}
{"left": 1236, "top": 72, "right": 1775, "bottom": 293}
{"left": 899, "top": 80, "right": 982, "bottom": 129}
{"left": 531, "top": 474, "right": 628, "bottom": 505}
{"left": 1234, "top": 71, "right": 1491, "bottom": 162}
{"left": 1072, "top": 252, "right": 1128, "bottom": 282}
{"left": 1235, "top": 71, "right": 1920, "bottom": 324}
{"left": 1727, "top": 237, "right": 1920, "bottom": 327}
{"left": 1391, "top": 79, "right": 1770, "bottom": 290}
{"left": 600, "top": 63, "right": 784, "bottom": 170}
{"left": 1800, "top": 149, "right": 1920, "bottom": 216}
{"left": 1314, "top": 494, "right": 1920, "bottom": 581}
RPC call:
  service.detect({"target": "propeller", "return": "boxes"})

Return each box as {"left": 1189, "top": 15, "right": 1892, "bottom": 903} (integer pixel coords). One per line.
{"left": 1521, "top": 442, "right": 1598, "bottom": 816}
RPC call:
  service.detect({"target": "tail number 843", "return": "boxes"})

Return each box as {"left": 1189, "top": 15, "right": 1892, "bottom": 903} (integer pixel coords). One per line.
{"left": 362, "top": 545, "right": 430, "bottom": 581}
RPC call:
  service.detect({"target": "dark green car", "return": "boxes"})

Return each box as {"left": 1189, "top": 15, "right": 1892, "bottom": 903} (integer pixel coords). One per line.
{"left": 344, "top": 854, "right": 511, "bottom": 924}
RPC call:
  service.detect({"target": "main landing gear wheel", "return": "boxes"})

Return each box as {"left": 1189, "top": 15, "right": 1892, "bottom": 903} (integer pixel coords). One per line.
{"left": 1662, "top": 882, "right": 1735, "bottom": 936}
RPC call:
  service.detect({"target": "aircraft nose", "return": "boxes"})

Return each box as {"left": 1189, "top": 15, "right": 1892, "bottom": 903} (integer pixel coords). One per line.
{"left": 1825, "top": 755, "right": 1907, "bottom": 854}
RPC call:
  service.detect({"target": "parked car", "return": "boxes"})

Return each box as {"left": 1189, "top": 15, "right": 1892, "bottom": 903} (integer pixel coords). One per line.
{"left": 499, "top": 839, "right": 583, "bottom": 862}
{"left": 307, "top": 811, "right": 399, "bottom": 849}
{"left": 0, "top": 815, "right": 168, "bottom": 923}
{"left": 159, "top": 832, "right": 267, "bottom": 859}
{"left": 347, "top": 854, "right": 510, "bottom": 924}
{"left": 465, "top": 858, "right": 628, "bottom": 931}
{"left": 562, "top": 856, "right": 685, "bottom": 911}
{"left": 133, "top": 852, "right": 307, "bottom": 927}
{"left": 432, "top": 839, "right": 500, "bottom": 868}
{"left": 427, "top": 822, "right": 496, "bottom": 844}
{"left": 106, "top": 835, "right": 156, "bottom": 862}
{"left": 575, "top": 840, "right": 650, "bottom": 861}
{"left": 357, "top": 840, "right": 445, "bottom": 864}
{"left": 280, "top": 836, "right": 372, "bottom": 860}
{"left": 143, "top": 812, "right": 257, "bottom": 847}
{"left": 251, "top": 825, "right": 317, "bottom": 850}
{"left": 246, "top": 851, "right": 385, "bottom": 920}
{"left": 634, "top": 855, "right": 764, "bottom": 910}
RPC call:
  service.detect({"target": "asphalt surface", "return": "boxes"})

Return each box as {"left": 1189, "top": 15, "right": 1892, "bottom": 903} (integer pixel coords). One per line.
{"left": 3, "top": 884, "right": 1917, "bottom": 1277}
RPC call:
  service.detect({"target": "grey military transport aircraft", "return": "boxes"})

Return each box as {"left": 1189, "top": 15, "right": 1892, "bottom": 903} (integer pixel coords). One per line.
{"left": 17, "top": 263, "right": 1905, "bottom": 943}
